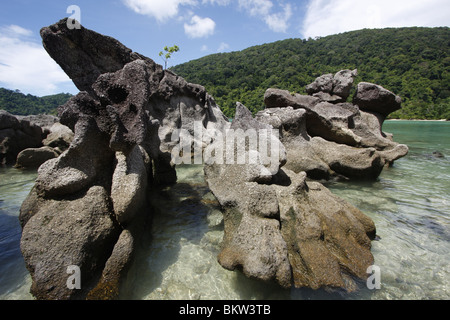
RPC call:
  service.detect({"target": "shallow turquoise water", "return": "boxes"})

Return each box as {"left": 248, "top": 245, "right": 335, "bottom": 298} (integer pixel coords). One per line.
{"left": 0, "top": 168, "right": 36, "bottom": 300}
{"left": 323, "top": 121, "right": 450, "bottom": 299}
{"left": 0, "top": 120, "right": 449, "bottom": 300}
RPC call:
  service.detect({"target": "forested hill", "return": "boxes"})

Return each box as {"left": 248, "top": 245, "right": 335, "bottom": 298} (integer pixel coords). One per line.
{"left": 172, "top": 27, "right": 450, "bottom": 120}
{"left": 0, "top": 88, "right": 72, "bottom": 116}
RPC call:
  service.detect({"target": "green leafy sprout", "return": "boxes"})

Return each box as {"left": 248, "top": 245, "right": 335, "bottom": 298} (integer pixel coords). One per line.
{"left": 159, "top": 45, "right": 180, "bottom": 69}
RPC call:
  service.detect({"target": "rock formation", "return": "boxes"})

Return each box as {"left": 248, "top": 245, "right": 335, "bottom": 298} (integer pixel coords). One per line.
{"left": 305, "top": 69, "right": 357, "bottom": 103}
{"left": 204, "top": 103, "right": 377, "bottom": 292}
{"left": 15, "top": 146, "right": 60, "bottom": 169}
{"left": 0, "top": 111, "right": 71, "bottom": 168}
{"left": 0, "top": 110, "right": 45, "bottom": 165}
{"left": 19, "top": 18, "right": 228, "bottom": 300}
{"left": 18, "top": 19, "right": 408, "bottom": 299}
{"left": 260, "top": 72, "right": 408, "bottom": 180}
{"left": 15, "top": 122, "right": 74, "bottom": 169}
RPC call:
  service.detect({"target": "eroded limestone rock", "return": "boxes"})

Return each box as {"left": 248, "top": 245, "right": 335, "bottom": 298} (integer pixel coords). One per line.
{"left": 259, "top": 72, "right": 408, "bottom": 180}
{"left": 19, "top": 19, "right": 228, "bottom": 300}
{"left": 204, "top": 103, "right": 377, "bottom": 292}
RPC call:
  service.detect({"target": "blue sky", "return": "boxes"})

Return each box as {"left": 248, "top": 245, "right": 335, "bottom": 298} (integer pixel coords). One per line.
{"left": 0, "top": 0, "right": 449, "bottom": 96}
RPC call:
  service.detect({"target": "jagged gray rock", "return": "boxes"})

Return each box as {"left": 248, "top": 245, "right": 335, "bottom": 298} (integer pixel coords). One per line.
{"left": 353, "top": 82, "right": 402, "bottom": 117}
{"left": 18, "top": 20, "right": 405, "bottom": 299}
{"left": 306, "top": 69, "right": 358, "bottom": 103}
{"left": 0, "top": 110, "right": 45, "bottom": 165}
{"left": 42, "top": 122, "right": 74, "bottom": 153}
{"left": 259, "top": 73, "right": 408, "bottom": 180}
{"left": 40, "top": 19, "right": 151, "bottom": 95}
{"left": 204, "top": 103, "right": 377, "bottom": 292}
{"left": 19, "top": 18, "right": 229, "bottom": 300}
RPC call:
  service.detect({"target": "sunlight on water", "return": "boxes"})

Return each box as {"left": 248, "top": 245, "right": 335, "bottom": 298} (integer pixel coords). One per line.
{"left": 1, "top": 121, "right": 449, "bottom": 300}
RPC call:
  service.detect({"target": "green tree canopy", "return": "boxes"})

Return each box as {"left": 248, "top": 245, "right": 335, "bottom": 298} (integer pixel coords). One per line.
{"left": 0, "top": 88, "right": 72, "bottom": 116}
{"left": 172, "top": 27, "right": 449, "bottom": 120}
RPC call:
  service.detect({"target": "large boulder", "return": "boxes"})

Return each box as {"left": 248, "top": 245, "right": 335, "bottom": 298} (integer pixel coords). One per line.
{"left": 0, "top": 110, "right": 45, "bottom": 165}
{"left": 15, "top": 146, "right": 59, "bottom": 169}
{"left": 204, "top": 103, "right": 377, "bottom": 292}
{"left": 259, "top": 72, "right": 408, "bottom": 180}
{"left": 18, "top": 19, "right": 403, "bottom": 299}
{"left": 42, "top": 122, "right": 74, "bottom": 153}
{"left": 353, "top": 82, "right": 402, "bottom": 117}
{"left": 19, "top": 19, "right": 229, "bottom": 300}
{"left": 20, "top": 185, "right": 121, "bottom": 300}
{"left": 306, "top": 69, "right": 358, "bottom": 103}
{"left": 40, "top": 19, "right": 151, "bottom": 95}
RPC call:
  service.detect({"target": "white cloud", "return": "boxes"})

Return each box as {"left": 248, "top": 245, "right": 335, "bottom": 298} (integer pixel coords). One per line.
{"left": 217, "top": 42, "right": 230, "bottom": 52}
{"left": 0, "top": 25, "right": 74, "bottom": 96}
{"left": 302, "top": 0, "right": 450, "bottom": 38}
{"left": 184, "top": 15, "right": 216, "bottom": 38}
{"left": 264, "top": 3, "right": 292, "bottom": 33}
{"left": 239, "top": 0, "right": 273, "bottom": 16}
{"left": 2, "top": 25, "right": 33, "bottom": 37}
{"left": 238, "top": 0, "right": 292, "bottom": 32}
{"left": 123, "top": 0, "right": 197, "bottom": 22}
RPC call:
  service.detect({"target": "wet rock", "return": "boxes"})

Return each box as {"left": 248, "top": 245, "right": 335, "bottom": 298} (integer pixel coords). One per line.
{"left": 86, "top": 229, "right": 135, "bottom": 300}
{"left": 276, "top": 172, "right": 376, "bottom": 291}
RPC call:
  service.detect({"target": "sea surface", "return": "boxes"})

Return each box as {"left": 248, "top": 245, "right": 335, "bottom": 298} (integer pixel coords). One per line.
{"left": 0, "top": 120, "right": 449, "bottom": 300}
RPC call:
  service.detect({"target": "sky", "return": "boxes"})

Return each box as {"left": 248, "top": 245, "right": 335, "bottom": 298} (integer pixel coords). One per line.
{"left": 0, "top": 0, "right": 449, "bottom": 96}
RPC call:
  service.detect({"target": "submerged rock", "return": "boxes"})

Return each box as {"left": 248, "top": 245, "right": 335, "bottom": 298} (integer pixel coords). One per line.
{"left": 432, "top": 151, "right": 445, "bottom": 158}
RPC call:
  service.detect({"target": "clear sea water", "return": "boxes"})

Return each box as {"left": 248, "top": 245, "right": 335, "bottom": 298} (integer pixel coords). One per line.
{"left": 0, "top": 120, "right": 449, "bottom": 300}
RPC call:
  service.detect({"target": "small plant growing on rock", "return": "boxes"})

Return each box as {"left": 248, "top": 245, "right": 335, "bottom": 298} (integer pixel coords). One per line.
{"left": 159, "top": 45, "right": 180, "bottom": 69}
